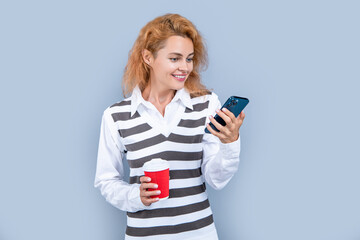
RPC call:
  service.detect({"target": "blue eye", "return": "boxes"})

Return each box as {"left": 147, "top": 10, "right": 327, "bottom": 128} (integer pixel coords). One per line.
{"left": 170, "top": 58, "right": 178, "bottom": 62}
{"left": 186, "top": 58, "right": 193, "bottom": 63}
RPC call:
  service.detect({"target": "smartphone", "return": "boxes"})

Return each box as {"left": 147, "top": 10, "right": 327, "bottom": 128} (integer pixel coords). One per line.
{"left": 205, "top": 96, "right": 249, "bottom": 133}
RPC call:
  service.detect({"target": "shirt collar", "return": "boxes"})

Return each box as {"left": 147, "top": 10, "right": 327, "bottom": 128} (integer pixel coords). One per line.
{"left": 130, "top": 86, "right": 144, "bottom": 117}
{"left": 172, "top": 87, "right": 193, "bottom": 110}
{"left": 129, "top": 85, "right": 193, "bottom": 116}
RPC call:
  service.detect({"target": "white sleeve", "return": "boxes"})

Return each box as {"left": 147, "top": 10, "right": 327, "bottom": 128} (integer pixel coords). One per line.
{"left": 201, "top": 93, "right": 241, "bottom": 190}
{"left": 94, "top": 109, "right": 147, "bottom": 212}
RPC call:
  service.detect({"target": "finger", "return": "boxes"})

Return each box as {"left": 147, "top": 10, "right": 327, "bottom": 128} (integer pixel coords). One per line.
{"left": 236, "top": 112, "right": 245, "bottom": 129}
{"left": 141, "top": 183, "right": 158, "bottom": 191}
{"left": 142, "top": 196, "right": 159, "bottom": 206}
{"left": 140, "top": 176, "right": 151, "bottom": 183}
{"left": 142, "top": 189, "right": 161, "bottom": 198}
{"left": 240, "top": 111, "right": 245, "bottom": 120}
{"left": 236, "top": 111, "right": 245, "bottom": 121}
{"left": 222, "top": 108, "right": 236, "bottom": 121}
{"left": 206, "top": 123, "right": 220, "bottom": 137}
{"left": 215, "top": 109, "right": 232, "bottom": 125}
{"left": 206, "top": 123, "right": 227, "bottom": 140}
{"left": 209, "top": 116, "right": 224, "bottom": 132}
{"left": 210, "top": 117, "right": 233, "bottom": 139}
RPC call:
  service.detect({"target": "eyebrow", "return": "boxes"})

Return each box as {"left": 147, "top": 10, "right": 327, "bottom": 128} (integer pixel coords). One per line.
{"left": 168, "top": 52, "right": 195, "bottom": 57}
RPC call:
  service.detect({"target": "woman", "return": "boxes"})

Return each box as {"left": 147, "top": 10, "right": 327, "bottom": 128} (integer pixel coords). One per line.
{"left": 94, "top": 13, "right": 245, "bottom": 239}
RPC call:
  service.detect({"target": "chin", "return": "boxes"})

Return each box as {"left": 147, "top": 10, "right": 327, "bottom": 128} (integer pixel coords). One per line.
{"left": 173, "top": 83, "right": 185, "bottom": 91}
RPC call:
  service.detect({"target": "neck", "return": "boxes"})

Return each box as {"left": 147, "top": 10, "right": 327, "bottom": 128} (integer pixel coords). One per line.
{"left": 142, "top": 82, "right": 176, "bottom": 116}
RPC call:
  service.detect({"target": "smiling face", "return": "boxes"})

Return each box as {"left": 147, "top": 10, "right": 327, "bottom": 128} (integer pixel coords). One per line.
{"left": 143, "top": 35, "right": 194, "bottom": 93}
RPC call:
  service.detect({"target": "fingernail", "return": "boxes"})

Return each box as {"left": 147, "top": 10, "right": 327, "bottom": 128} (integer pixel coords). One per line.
{"left": 156, "top": 190, "right": 161, "bottom": 194}
{"left": 215, "top": 109, "right": 219, "bottom": 113}
{"left": 154, "top": 184, "right": 158, "bottom": 188}
{"left": 147, "top": 178, "right": 151, "bottom": 182}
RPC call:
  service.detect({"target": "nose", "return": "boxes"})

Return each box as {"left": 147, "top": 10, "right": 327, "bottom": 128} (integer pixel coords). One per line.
{"left": 178, "top": 59, "right": 190, "bottom": 72}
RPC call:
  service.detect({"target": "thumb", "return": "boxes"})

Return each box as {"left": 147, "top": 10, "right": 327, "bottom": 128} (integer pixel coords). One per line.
{"left": 237, "top": 111, "right": 245, "bottom": 120}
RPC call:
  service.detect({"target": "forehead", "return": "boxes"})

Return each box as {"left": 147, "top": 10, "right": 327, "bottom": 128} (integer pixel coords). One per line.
{"left": 159, "top": 35, "right": 194, "bottom": 54}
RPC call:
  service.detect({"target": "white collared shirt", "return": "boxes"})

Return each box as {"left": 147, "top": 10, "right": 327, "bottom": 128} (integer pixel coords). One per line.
{"left": 130, "top": 86, "right": 194, "bottom": 137}
{"left": 94, "top": 86, "right": 241, "bottom": 213}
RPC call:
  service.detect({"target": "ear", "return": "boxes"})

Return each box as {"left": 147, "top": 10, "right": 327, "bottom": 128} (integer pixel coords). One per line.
{"left": 142, "top": 49, "right": 153, "bottom": 66}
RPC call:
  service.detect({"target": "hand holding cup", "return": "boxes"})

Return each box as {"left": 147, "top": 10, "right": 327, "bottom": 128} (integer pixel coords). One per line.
{"left": 139, "top": 176, "right": 161, "bottom": 206}
{"left": 140, "top": 158, "right": 170, "bottom": 206}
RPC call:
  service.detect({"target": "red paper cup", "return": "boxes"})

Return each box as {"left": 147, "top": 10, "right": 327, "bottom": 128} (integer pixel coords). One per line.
{"left": 143, "top": 158, "right": 170, "bottom": 200}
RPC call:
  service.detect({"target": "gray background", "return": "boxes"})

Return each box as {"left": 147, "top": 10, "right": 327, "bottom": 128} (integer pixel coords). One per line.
{"left": 1, "top": 0, "right": 359, "bottom": 239}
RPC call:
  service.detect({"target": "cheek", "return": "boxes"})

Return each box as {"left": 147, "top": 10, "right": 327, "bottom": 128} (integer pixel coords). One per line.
{"left": 188, "top": 63, "right": 194, "bottom": 73}
{"left": 153, "top": 62, "right": 171, "bottom": 75}
{"left": 167, "top": 63, "right": 178, "bottom": 73}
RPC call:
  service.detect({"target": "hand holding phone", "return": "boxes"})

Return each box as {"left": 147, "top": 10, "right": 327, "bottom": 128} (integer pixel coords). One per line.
{"left": 205, "top": 96, "right": 249, "bottom": 134}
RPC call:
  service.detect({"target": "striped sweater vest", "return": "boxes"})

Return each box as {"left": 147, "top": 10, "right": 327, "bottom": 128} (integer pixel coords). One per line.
{"left": 109, "top": 93, "right": 217, "bottom": 239}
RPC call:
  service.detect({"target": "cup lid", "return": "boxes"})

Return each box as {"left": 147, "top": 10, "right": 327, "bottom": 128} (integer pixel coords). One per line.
{"left": 143, "top": 158, "right": 169, "bottom": 172}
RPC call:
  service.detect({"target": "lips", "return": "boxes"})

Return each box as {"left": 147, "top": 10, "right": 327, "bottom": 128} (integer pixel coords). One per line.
{"left": 172, "top": 74, "right": 187, "bottom": 82}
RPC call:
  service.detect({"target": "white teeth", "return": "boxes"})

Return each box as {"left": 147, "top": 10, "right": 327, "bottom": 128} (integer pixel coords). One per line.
{"left": 173, "top": 75, "right": 185, "bottom": 78}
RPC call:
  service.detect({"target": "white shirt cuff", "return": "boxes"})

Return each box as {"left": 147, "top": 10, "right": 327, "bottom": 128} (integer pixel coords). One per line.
{"left": 128, "top": 184, "right": 148, "bottom": 212}
{"left": 219, "top": 135, "right": 241, "bottom": 159}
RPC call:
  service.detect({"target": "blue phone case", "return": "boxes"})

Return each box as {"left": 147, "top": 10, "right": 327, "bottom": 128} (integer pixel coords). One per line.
{"left": 205, "top": 96, "right": 249, "bottom": 133}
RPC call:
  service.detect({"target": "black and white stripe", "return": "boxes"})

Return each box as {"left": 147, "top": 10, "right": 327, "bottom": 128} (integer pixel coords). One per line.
{"left": 109, "top": 95, "right": 216, "bottom": 238}
{"left": 129, "top": 167, "right": 202, "bottom": 184}
{"left": 126, "top": 215, "right": 214, "bottom": 237}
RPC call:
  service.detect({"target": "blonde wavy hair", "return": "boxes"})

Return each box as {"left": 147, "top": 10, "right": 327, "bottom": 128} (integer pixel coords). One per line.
{"left": 122, "top": 13, "right": 209, "bottom": 97}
